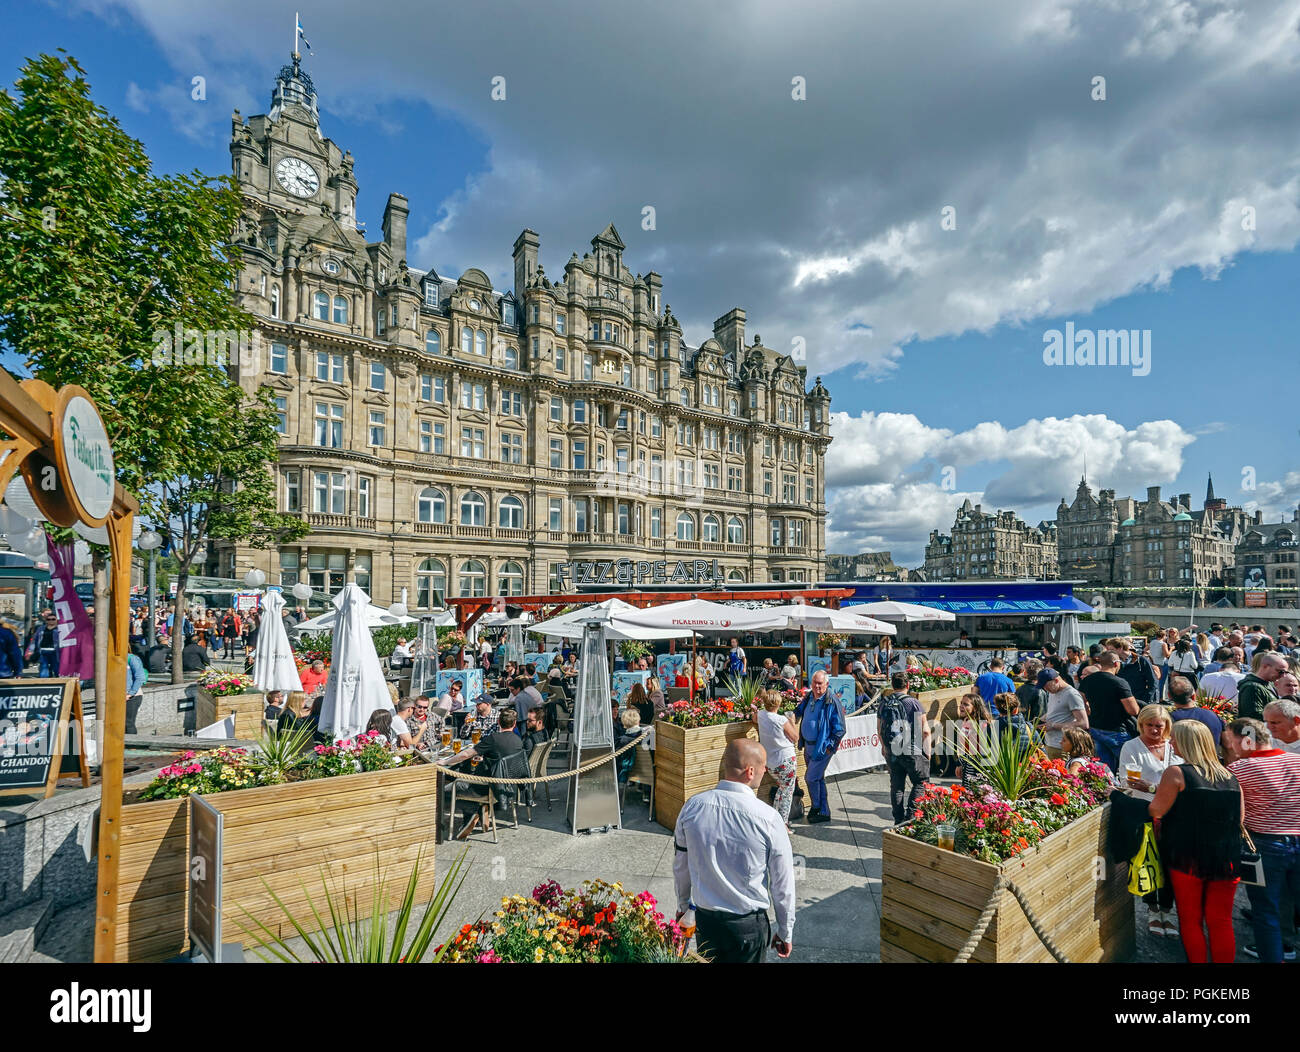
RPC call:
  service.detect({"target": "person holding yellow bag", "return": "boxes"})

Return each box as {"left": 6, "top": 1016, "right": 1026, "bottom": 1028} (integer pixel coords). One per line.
{"left": 1119, "top": 705, "right": 1182, "bottom": 936}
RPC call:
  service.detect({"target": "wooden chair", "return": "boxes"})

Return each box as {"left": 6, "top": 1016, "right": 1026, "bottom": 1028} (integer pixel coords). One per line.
{"left": 525, "top": 738, "right": 556, "bottom": 819}
{"left": 620, "top": 738, "right": 654, "bottom": 819}
{"left": 666, "top": 686, "right": 690, "bottom": 704}
{"left": 448, "top": 773, "right": 499, "bottom": 843}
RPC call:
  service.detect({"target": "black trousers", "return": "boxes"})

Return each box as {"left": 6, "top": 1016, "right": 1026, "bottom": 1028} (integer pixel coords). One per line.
{"left": 887, "top": 753, "right": 929, "bottom": 825}
{"left": 696, "top": 908, "right": 770, "bottom": 964}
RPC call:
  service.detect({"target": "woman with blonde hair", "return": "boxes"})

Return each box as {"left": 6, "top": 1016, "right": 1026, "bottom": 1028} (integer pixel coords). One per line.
{"left": 1149, "top": 720, "right": 1243, "bottom": 962}
{"left": 645, "top": 675, "right": 666, "bottom": 719}
{"left": 1118, "top": 703, "right": 1182, "bottom": 936}
{"left": 753, "top": 689, "right": 800, "bottom": 831}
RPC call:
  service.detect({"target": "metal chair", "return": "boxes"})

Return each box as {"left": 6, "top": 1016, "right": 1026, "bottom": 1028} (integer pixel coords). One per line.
{"left": 554, "top": 709, "right": 574, "bottom": 762}
{"left": 620, "top": 738, "right": 655, "bottom": 819}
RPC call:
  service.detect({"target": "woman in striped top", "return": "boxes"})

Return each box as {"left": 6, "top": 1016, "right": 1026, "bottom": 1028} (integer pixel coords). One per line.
{"left": 1224, "top": 716, "right": 1300, "bottom": 964}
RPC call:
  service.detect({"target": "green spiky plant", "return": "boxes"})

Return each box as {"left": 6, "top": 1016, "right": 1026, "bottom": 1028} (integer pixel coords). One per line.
{"left": 238, "top": 846, "right": 470, "bottom": 963}
{"left": 723, "top": 674, "right": 765, "bottom": 713}
{"left": 958, "top": 721, "right": 1046, "bottom": 802}
{"left": 244, "top": 721, "right": 316, "bottom": 785}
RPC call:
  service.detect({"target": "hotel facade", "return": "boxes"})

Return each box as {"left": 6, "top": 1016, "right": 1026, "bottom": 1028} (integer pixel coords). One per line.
{"left": 216, "top": 58, "right": 831, "bottom": 608}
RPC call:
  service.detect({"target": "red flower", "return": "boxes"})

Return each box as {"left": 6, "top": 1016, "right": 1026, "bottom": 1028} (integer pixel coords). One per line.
{"left": 1050, "top": 793, "right": 1065, "bottom": 806}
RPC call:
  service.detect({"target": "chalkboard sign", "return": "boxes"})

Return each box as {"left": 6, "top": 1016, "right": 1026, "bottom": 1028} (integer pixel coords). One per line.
{"left": 0, "top": 678, "right": 89, "bottom": 798}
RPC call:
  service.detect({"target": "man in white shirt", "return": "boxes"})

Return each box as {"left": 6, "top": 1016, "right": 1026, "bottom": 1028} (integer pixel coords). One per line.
{"left": 1264, "top": 699, "right": 1300, "bottom": 754}
{"left": 952, "top": 630, "right": 973, "bottom": 648}
{"left": 389, "top": 697, "right": 415, "bottom": 748}
{"left": 674, "top": 738, "right": 795, "bottom": 962}
{"left": 1200, "top": 659, "right": 1246, "bottom": 704}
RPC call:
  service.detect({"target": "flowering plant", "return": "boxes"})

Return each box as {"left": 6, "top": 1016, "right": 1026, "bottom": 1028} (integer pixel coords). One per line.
{"left": 817, "top": 633, "right": 848, "bottom": 650}
{"left": 440, "top": 879, "right": 686, "bottom": 963}
{"left": 138, "top": 747, "right": 255, "bottom": 800}
{"left": 905, "top": 664, "right": 974, "bottom": 693}
{"left": 1195, "top": 689, "right": 1235, "bottom": 720}
{"left": 197, "top": 669, "right": 257, "bottom": 697}
{"left": 303, "top": 730, "right": 403, "bottom": 779}
{"left": 899, "top": 755, "right": 1111, "bottom": 864}
{"left": 437, "top": 628, "right": 468, "bottom": 650}
{"left": 661, "top": 696, "right": 742, "bottom": 728}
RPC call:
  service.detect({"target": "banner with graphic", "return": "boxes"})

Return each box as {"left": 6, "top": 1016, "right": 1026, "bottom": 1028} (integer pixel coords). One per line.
{"left": 44, "top": 533, "right": 95, "bottom": 682}
{"left": 826, "top": 714, "right": 885, "bottom": 775}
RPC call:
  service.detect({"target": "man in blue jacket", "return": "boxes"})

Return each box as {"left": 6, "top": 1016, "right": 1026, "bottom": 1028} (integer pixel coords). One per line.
{"left": 796, "top": 670, "right": 845, "bottom": 825}
{"left": 974, "top": 657, "right": 1015, "bottom": 710}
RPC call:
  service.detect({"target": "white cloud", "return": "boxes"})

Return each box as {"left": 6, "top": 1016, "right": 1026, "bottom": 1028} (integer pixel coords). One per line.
{"left": 825, "top": 410, "right": 1197, "bottom": 562}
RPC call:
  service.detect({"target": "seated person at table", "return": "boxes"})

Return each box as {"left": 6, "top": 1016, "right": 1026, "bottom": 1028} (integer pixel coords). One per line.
{"left": 182, "top": 632, "right": 214, "bottom": 673}
{"left": 760, "top": 658, "right": 783, "bottom": 687}
{"left": 645, "top": 676, "right": 666, "bottom": 720}
{"left": 562, "top": 655, "right": 578, "bottom": 676}
{"left": 461, "top": 699, "right": 498, "bottom": 739}
{"left": 524, "top": 663, "right": 539, "bottom": 684}
{"left": 628, "top": 683, "right": 655, "bottom": 727}
{"left": 547, "top": 658, "right": 565, "bottom": 686}
{"left": 439, "top": 679, "right": 467, "bottom": 712}
{"left": 388, "top": 697, "right": 416, "bottom": 748}
{"left": 299, "top": 658, "right": 328, "bottom": 696}
{"left": 408, "top": 695, "right": 439, "bottom": 747}
{"left": 389, "top": 637, "right": 413, "bottom": 669}
{"left": 264, "top": 689, "right": 287, "bottom": 720}
{"left": 501, "top": 661, "right": 519, "bottom": 683}
{"left": 507, "top": 678, "right": 542, "bottom": 731}
{"left": 673, "top": 668, "right": 691, "bottom": 690}
{"left": 615, "top": 709, "right": 646, "bottom": 783}
{"left": 456, "top": 710, "right": 525, "bottom": 838}
{"left": 522, "top": 705, "right": 551, "bottom": 757}
{"left": 521, "top": 676, "right": 546, "bottom": 710}
{"left": 366, "top": 708, "right": 394, "bottom": 744}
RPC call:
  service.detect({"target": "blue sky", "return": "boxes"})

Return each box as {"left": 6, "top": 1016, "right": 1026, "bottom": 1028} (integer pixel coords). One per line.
{"left": 4, "top": 1, "right": 1298, "bottom": 564}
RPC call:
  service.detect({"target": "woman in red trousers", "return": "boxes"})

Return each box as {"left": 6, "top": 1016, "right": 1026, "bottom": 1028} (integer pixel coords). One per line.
{"left": 1148, "top": 720, "right": 1243, "bottom": 962}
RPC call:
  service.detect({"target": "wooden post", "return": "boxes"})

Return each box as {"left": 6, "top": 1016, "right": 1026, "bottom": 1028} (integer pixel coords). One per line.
{"left": 92, "top": 505, "right": 134, "bottom": 962}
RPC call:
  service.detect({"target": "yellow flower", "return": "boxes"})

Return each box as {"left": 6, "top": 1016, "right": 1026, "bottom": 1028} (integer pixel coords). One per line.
{"left": 528, "top": 928, "right": 539, "bottom": 938}
{"left": 533, "top": 946, "right": 545, "bottom": 962}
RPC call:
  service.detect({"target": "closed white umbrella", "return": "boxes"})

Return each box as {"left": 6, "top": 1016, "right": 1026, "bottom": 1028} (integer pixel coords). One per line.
{"left": 846, "top": 600, "right": 955, "bottom": 623}
{"left": 252, "top": 589, "right": 303, "bottom": 693}
{"left": 316, "top": 584, "right": 394, "bottom": 740}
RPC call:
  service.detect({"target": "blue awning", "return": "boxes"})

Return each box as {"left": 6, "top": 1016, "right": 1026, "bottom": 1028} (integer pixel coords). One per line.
{"left": 832, "top": 581, "right": 1093, "bottom": 616}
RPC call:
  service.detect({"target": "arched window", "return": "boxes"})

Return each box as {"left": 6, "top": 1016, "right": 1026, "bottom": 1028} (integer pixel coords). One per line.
{"left": 680, "top": 388, "right": 690, "bottom": 407}
{"left": 269, "top": 286, "right": 280, "bottom": 318}
{"left": 778, "top": 403, "right": 787, "bottom": 422}
{"left": 504, "top": 345, "right": 519, "bottom": 370}
{"left": 727, "top": 516, "right": 744, "bottom": 544}
{"left": 332, "top": 296, "right": 348, "bottom": 324}
{"left": 676, "top": 512, "right": 696, "bottom": 541}
{"left": 459, "top": 559, "right": 487, "bottom": 598}
{"left": 475, "top": 329, "right": 487, "bottom": 356}
{"left": 702, "top": 513, "right": 720, "bottom": 542}
{"left": 460, "top": 490, "right": 487, "bottom": 526}
{"left": 729, "top": 397, "right": 738, "bottom": 415}
{"left": 498, "top": 561, "right": 524, "bottom": 596}
{"left": 425, "top": 329, "right": 441, "bottom": 355}
{"left": 460, "top": 326, "right": 473, "bottom": 353}
{"left": 498, "top": 495, "right": 524, "bottom": 529}
{"left": 312, "top": 291, "right": 329, "bottom": 320}
{"left": 727, "top": 569, "right": 745, "bottom": 583}
{"left": 415, "top": 558, "right": 447, "bottom": 609}
{"left": 417, "top": 487, "right": 446, "bottom": 524}
{"left": 502, "top": 300, "right": 516, "bottom": 327}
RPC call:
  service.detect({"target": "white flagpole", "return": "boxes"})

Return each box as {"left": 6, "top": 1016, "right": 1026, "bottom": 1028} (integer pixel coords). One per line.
{"left": 293, "top": 12, "right": 299, "bottom": 58}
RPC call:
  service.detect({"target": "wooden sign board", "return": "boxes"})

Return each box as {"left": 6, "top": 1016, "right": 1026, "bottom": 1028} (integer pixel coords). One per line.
{"left": 188, "top": 795, "right": 224, "bottom": 962}
{"left": 0, "top": 677, "right": 90, "bottom": 798}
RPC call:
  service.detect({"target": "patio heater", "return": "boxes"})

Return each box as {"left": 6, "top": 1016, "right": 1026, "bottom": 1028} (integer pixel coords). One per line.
{"left": 411, "top": 616, "right": 441, "bottom": 698}
{"left": 567, "top": 620, "right": 622, "bottom": 835}
{"left": 505, "top": 620, "right": 525, "bottom": 666}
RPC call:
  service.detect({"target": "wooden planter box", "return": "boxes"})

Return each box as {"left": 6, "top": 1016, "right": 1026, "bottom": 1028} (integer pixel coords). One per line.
{"left": 880, "top": 803, "right": 1134, "bottom": 963}
{"left": 653, "top": 719, "right": 806, "bottom": 829}
{"left": 195, "top": 687, "right": 266, "bottom": 739}
{"left": 111, "top": 763, "right": 439, "bottom": 962}
{"left": 915, "top": 686, "right": 970, "bottom": 721}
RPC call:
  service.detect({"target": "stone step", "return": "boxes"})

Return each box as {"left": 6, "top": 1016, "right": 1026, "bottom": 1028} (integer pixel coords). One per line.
{"left": 0, "top": 897, "right": 55, "bottom": 964}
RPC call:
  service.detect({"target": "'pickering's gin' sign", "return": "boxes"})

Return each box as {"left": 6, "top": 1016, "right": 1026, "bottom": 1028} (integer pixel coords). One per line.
{"left": 557, "top": 558, "right": 723, "bottom": 589}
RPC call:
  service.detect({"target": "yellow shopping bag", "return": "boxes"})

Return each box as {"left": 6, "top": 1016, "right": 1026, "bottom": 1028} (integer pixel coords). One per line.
{"left": 1127, "top": 822, "right": 1165, "bottom": 896}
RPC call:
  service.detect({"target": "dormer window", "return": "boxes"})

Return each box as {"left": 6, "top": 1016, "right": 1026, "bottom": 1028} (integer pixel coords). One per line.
{"left": 424, "top": 281, "right": 439, "bottom": 308}
{"left": 502, "top": 300, "right": 517, "bottom": 327}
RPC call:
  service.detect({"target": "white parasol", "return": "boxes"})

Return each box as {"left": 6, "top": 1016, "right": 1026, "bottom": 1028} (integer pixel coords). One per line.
{"left": 290, "top": 602, "right": 416, "bottom": 637}
{"left": 532, "top": 598, "right": 692, "bottom": 641}
{"left": 315, "top": 584, "right": 394, "bottom": 740}
{"left": 252, "top": 589, "right": 303, "bottom": 693}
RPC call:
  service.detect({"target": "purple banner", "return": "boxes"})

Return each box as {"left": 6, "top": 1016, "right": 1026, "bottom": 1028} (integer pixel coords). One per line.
{"left": 44, "top": 533, "right": 95, "bottom": 682}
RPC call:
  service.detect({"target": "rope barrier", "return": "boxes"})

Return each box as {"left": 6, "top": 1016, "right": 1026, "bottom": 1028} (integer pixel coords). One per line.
{"left": 952, "top": 874, "right": 1070, "bottom": 963}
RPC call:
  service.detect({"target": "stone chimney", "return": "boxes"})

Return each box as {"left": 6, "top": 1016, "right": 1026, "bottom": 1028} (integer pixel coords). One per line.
{"left": 712, "top": 308, "right": 746, "bottom": 355}
{"left": 382, "top": 193, "right": 409, "bottom": 262}
{"left": 1146, "top": 486, "right": 1161, "bottom": 506}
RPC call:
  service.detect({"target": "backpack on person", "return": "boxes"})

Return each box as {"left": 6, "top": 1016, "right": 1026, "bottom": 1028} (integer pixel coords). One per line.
{"left": 878, "top": 691, "right": 915, "bottom": 755}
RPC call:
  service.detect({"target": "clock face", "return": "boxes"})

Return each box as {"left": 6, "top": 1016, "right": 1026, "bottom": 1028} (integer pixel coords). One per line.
{"left": 275, "top": 157, "right": 320, "bottom": 198}
{"left": 468, "top": 298, "right": 481, "bottom": 311}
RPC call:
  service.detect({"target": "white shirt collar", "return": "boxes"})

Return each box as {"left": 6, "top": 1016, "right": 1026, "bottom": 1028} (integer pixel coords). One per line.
{"left": 716, "top": 779, "right": 756, "bottom": 797}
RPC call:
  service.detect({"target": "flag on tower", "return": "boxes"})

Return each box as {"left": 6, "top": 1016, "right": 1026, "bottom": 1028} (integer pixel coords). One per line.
{"left": 296, "top": 14, "right": 313, "bottom": 54}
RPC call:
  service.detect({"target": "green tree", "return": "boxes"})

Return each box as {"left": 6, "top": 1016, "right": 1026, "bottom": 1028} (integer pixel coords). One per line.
{"left": 160, "top": 386, "right": 308, "bottom": 682}
{"left": 0, "top": 52, "right": 249, "bottom": 498}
